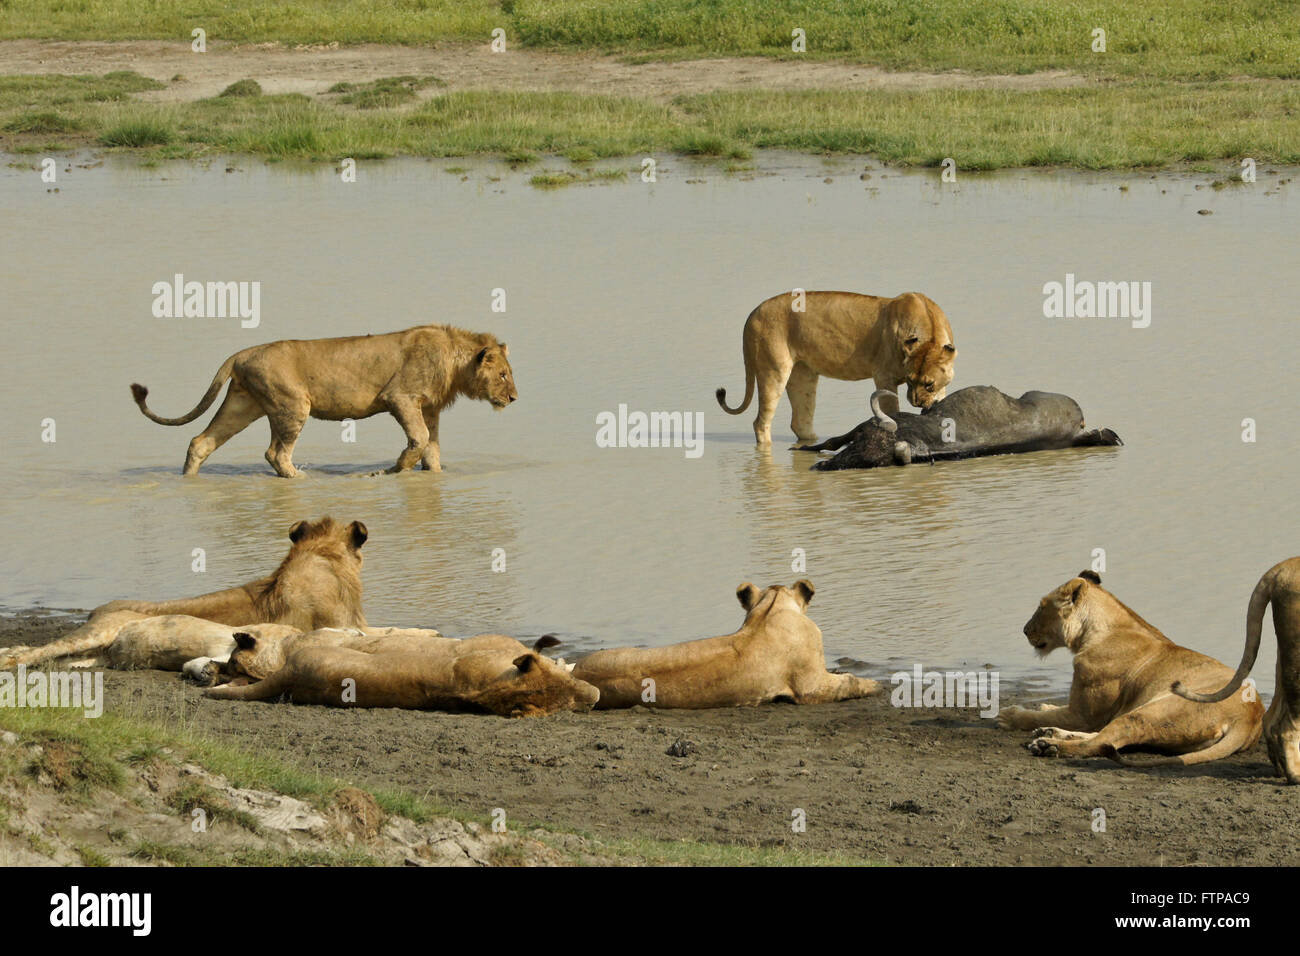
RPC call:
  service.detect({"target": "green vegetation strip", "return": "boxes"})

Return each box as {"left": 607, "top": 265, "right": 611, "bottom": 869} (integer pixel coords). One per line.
{"left": 1, "top": 0, "right": 1298, "bottom": 80}
{"left": 3, "top": 72, "right": 1298, "bottom": 169}
{"left": 0, "top": 704, "right": 874, "bottom": 866}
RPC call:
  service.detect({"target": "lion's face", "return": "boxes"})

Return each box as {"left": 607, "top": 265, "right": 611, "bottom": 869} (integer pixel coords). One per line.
{"left": 901, "top": 337, "right": 956, "bottom": 410}
{"left": 1023, "top": 572, "right": 1098, "bottom": 655}
{"left": 474, "top": 652, "right": 601, "bottom": 717}
{"left": 472, "top": 343, "right": 518, "bottom": 410}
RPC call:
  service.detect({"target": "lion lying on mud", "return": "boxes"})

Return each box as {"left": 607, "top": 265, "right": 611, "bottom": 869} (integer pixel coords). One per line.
{"left": 999, "top": 571, "right": 1263, "bottom": 766}
{"left": 1174, "top": 557, "right": 1300, "bottom": 783}
{"left": 0, "top": 517, "right": 368, "bottom": 670}
{"left": 799, "top": 387, "right": 1121, "bottom": 469}
{"left": 716, "top": 291, "right": 956, "bottom": 445}
{"left": 204, "top": 633, "right": 600, "bottom": 717}
{"left": 131, "top": 324, "right": 517, "bottom": 477}
{"left": 572, "top": 580, "right": 880, "bottom": 708}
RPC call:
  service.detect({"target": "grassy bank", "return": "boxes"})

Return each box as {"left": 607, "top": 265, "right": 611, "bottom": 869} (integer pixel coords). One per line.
{"left": 0, "top": 703, "right": 871, "bottom": 866}
{"left": 4, "top": 72, "right": 1299, "bottom": 170}
{"left": 2, "top": 0, "right": 1298, "bottom": 80}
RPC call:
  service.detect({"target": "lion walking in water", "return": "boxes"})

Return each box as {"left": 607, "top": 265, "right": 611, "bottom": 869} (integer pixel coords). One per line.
{"left": 131, "top": 324, "right": 517, "bottom": 476}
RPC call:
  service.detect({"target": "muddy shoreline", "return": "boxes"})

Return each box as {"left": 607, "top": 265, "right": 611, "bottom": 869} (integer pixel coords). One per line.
{"left": 4, "top": 611, "right": 1293, "bottom": 866}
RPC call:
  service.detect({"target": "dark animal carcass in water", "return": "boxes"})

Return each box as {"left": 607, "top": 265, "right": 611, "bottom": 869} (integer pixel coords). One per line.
{"left": 798, "top": 387, "right": 1121, "bottom": 471}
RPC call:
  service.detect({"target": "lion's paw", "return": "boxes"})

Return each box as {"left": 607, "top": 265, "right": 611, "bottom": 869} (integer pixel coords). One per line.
{"left": 1027, "top": 736, "right": 1060, "bottom": 757}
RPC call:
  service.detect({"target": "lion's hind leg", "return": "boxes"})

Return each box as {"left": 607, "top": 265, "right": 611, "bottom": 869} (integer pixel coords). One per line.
{"left": 0, "top": 610, "right": 143, "bottom": 669}
{"left": 1265, "top": 702, "right": 1300, "bottom": 783}
{"left": 797, "top": 671, "right": 881, "bottom": 704}
{"left": 785, "top": 364, "right": 820, "bottom": 443}
{"left": 184, "top": 384, "right": 264, "bottom": 476}
{"left": 1028, "top": 701, "right": 1237, "bottom": 764}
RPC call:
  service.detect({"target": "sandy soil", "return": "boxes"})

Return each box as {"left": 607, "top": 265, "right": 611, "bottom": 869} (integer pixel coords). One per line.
{"left": 4, "top": 612, "right": 1294, "bottom": 866}
{"left": 0, "top": 39, "right": 1087, "bottom": 102}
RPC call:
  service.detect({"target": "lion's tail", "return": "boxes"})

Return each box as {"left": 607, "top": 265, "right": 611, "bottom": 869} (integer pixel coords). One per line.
{"left": 1173, "top": 565, "right": 1275, "bottom": 704}
{"left": 131, "top": 352, "right": 240, "bottom": 426}
{"left": 1105, "top": 725, "right": 1255, "bottom": 767}
{"left": 716, "top": 317, "right": 756, "bottom": 415}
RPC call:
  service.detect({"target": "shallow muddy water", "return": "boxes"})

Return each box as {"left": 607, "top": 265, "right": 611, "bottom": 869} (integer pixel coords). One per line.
{"left": 2, "top": 154, "right": 1296, "bottom": 693}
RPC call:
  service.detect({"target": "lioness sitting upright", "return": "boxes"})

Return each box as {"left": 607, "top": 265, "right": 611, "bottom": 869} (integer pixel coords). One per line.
{"left": 999, "top": 571, "right": 1263, "bottom": 766}
{"left": 1174, "top": 557, "right": 1300, "bottom": 783}
{"left": 572, "top": 580, "right": 880, "bottom": 709}
{"left": 131, "top": 325, "right": 517, "bottom": 477}
{"left": 0, "top": 517, "right": 368, "bottom": 670}
{"left": 716, "top": 291, "right": 956, "bottom": 445}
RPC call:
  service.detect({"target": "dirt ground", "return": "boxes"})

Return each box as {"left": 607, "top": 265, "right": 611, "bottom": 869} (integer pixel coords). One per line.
{"left": 3, "top": 612, "right": 1294, "bottom": 866}
{"left": 0, "top": 39, "right": 1087, "bottom": 102}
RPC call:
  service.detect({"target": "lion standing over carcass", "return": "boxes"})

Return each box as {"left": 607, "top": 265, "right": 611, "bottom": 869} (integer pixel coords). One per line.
{"left": 716, "top": 291, "right": 956, "bottom": 444}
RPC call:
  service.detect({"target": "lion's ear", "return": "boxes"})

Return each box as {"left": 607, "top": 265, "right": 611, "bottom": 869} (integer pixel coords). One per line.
{"left": 793, "top": 579, "right": 815, "bottom": 607}
{"left": 499, "top": 342, "right": 508, "bottom": 357}
{"left": 233, "top": 633, "right": 258, "bottom": 651}
{"left": 349, "top": 520, "right": 368, "bottom": 549}
{"left": 943, "top": 343, "right": 956, "bottom": 355}
{"left": 736, "top": 583, "right": 759, "bottom": 611}
{"left": 475, "top": 346, "right": 490, "bottom": 365}
{"left": 288, "top": 520, "right": 308, "bottom": 542}
{"left": 512, "top": 653, "right": 537, "bottom": 673}
{"left": 1078, "top": 569, "right": 1101, "bottom": 585}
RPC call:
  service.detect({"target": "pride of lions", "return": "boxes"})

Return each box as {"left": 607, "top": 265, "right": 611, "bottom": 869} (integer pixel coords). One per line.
{"left": 4, "top": 290, "right": 1295, "bottom": 784}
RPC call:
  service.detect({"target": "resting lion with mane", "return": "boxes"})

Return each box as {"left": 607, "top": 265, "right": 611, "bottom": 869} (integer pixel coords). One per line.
{"left": 1174, "top": 557, "right": 1300, "bottom": 783}
{"left": 716, "top": 291, "right": 956, "bottom": 445}
{"left": 572, "top": 579, "right": 880, "bottom": 709}
{"left": 999, "top": 571, "right": 1263, "bottom": 766}
{"left": 0, "top": 517, "right": 368, "bottom": 671}
{"left": 131, "top": 324, "right": 517, "bottom": 477}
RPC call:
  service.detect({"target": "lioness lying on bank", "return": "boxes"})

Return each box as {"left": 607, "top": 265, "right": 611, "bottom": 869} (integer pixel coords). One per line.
{"left": 999, "top": 571, "right": 1263, "bottom": 766}
{"left": 716, "top": 291, "right": 956, "bottom": 445}
{"left": 572, "top": 580, "right": 880, "bottom": 708}
{"left": 204, "top": 634, "right": 600, "bottom": 717}
{"left": 1174, "top": 557, "right": 1300, "bottom": 784}
{"left": 0, "top": 518, "right": 368, "bottom": 670}
{"left": 131, "top": 324, "right": 517, "bottom": 477}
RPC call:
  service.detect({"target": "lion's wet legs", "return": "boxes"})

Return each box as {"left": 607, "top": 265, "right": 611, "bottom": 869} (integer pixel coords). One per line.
{"left": 786, "top": 364, "right": 820, "bottom": 442}
{"left": 387, "top": 399, "right": 430, "bottom": 473}
{"left": 753, "top": 362, "right": 792, "bottom": 445}
{"left": 264, "top": 402, "right": 309, "bottom": 478}
{"left": 183, "top": 387, "right": 264, "bottom": 476}
{"left": 419, "top": 406, "right": 442, "bottom": 472}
